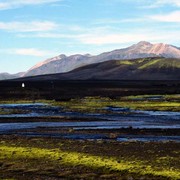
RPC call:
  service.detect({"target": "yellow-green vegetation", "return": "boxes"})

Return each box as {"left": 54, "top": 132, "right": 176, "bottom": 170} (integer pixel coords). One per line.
{"left": 114, "top": 57, "right": 180, "bottom": 70}
{"left": 0, "top": 142, "right": 179, "bottom": 179}
{"left": 155, "top": 58, "right": 180, "bottom": 68}
{"left": 138, "top": 58, "right": 180, "bottom": 69}
{"left": 0, "top": 108, "right": 9, "bottom": 115}
{"left": 122, "top": 94, "right": 180, "bottom": 102}
{"left": 52, "top": 95, "right": 180, "bottom": 113}
{"left": 0, "top": 94, "right": 179, "bottom": 114}
{"left": 138, "top": 59, "right": 161, "bottom": 69}
{"left": 0, "top": 99, "right": 49, "bottom": 104}
{"left": 0, "top": 108, "right": 29, "bottom": 115}
{"left": 137, "top": 59, "right": 145, "bottom": 63}
{"left": 116, "top": 60, "right": 134, "bottom": 65}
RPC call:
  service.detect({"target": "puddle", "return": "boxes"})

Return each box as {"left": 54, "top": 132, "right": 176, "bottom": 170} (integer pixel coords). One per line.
{"left": 6, "top": 131, "right": 180, "bottom": 142}
{"left": 0, "top": 103, "right": 46, "bottom": 108}
{"left": 131, "top": 96, "right": 164, "bottom": 101}
{"left": 0, "top": 121, "right": 179, "bottom": 134}
{"left": 17, "top": 132, "right": 108, "bottom": 140}
{"left": 134, "top": 110, "right": 180, "bottom": 117}
{"left": 103, "top": 106, "right": 130, "bottom": 112}
{"left": 0, "top": 103, "right": 62, "bottom": 117}
{"left": 117, "top": 135, "right": 180, "bottom": 142}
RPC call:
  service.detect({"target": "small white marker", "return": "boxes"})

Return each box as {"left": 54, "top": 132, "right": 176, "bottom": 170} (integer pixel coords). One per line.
{"left": 22, "top": 83, "right": 25, "bottom": 88}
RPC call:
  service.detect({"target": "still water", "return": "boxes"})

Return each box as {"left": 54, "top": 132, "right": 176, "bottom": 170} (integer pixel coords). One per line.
{"left": 0, "top": 103, "right": 179, "bottom": 142}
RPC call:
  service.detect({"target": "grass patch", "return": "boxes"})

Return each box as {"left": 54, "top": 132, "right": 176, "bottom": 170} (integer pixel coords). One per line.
{"left": 0, "top": 108, "right": 30, "bottom": 115}
{"left": 0, "top": 95, "right": 180, "bottom": 114}
{"left": 0, "top": 143, "right": 179, "bottom": 179}
{"left": 0, "top": 99, "right": 50, "bottom": 104}
{"left": 138, "top": 59, "right": 161, "bottom": 69}
{"left": 116, "top": 60, "right": 134, "bottom": 65}
{"left": 52, "top": 95, "right": 180, "bottom": 113}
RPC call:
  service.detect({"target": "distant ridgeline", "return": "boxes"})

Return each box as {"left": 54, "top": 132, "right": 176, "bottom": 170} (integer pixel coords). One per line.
{"left": 0, "top": 41, "right": 180, "bottom": 80}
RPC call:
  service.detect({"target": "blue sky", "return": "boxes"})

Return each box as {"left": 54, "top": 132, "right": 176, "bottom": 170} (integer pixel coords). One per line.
{"left": 0, "top": 0, "right": 180, "bottom": 73}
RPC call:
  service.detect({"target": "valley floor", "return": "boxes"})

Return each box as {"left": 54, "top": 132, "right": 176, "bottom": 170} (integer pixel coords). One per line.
{"left": 0, "top": 136, "right": 180, "bottom": 180}
{"left": 0, "top": 94, "right": 179, "bottom": 179}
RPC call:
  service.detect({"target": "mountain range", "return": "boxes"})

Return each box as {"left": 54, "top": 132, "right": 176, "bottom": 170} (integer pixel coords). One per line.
{"left": 0, "top": 72, "right": 25, "bottom": 80}
{"left": 1, "top": 41, "right": 180, "bottom": 80}
{"left": 16, "top": 57, "right": 180, "bottom": 81}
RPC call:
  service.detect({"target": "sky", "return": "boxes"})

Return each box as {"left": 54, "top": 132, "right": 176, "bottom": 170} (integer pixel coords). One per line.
{"left": 0, "top": 0, "right": 180, "bottom": 74}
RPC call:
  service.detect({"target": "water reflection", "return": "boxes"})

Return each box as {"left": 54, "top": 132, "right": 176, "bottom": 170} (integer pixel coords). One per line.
{"left": 0, "top": 103, "right": 179, "bottom": 142}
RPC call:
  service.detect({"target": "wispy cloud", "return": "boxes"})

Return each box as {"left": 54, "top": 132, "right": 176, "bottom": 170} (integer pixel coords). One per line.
{"left": 140, "top": 0, "right": 180, "bottom": 8}
{"left": 150, "top": 11, "right": 180, "bottom": 22}
{"left": 14, "top": 48, "right": 55, "bottom": 57}
{"left": 93, "top": 18, "right": 146, "bottom": 25}
{"left": 0, "top": 0, "right": 63, "bottom": 10}
{"left": 17, "top": 26, "right": 111, "bottom": 38}
{"left": 152, "top": 0, "right": 180, "bottom": 7}
{"left": 17, "top": 24, "right": 180, "bottom": 46}
{"left": 78, "top": 29, "right": 180, "bottom": 45}
{"left": 0, "top": 21, "right": 58, "bottom": 32}
{"left": 17, "top": 31, "right": 163, "bottom": 45}
{"left": 76, "top": 33, "right": 151, "bottom": 45}
{"left": 18, "top": 33, "right": 74, "bottom": 38}
{"left": 2, "top": 48, "right": 56, "bottom": 57}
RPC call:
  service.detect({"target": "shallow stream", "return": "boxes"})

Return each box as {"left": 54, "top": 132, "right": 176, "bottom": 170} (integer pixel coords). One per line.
{"left": 0, "top": 103, "right": 179, "bottom": 142}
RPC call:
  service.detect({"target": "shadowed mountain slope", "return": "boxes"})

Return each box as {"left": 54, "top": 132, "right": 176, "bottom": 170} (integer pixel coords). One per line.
{"left": 16, "top": 57, "right": 180, "bottom": 81}
{"left": 23, "top": 41, "right": 180, "bottom": 77}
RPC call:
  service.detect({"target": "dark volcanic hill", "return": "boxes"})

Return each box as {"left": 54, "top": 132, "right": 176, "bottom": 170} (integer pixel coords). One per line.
{"left": 16, "top": 57, "right": 180, "bottom": 81}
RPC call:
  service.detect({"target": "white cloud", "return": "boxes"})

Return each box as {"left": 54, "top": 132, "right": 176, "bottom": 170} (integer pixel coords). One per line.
{"left": 75, "top": 27, "right": 180, "bottom": 45}
{"left": 19, "top": 33, "right": 75, "bottom": 38}
{"left": 93, "top": 18, "right": 146, "bottom": 25}
{"left": 0, "top": 21, "right": 58, "bottom": 32}
{"left": 150, "top": 11, "right": 180, "bottom": 22}
{"left": 15, "top": 20, "right": 180, "bottom": 46}
{"left": 139, "top": 0, "right": 180, "bottom": 8}
{"left": 153, "top": 0, "right": 180, "bottom": 7}
{"left": 14, "top": 48, "right": 51, "bottom": 56}
{"left": 2, "top": 48, "right": 56, "bottom": 57}
{"left": 77, "top": 33, "right": 152, "bottom": 45}
{"left": 17, "top": 27, "right": 180, "bottom": 46}
{"left": 0, "top": 0, "right": 63, "bottom": 10}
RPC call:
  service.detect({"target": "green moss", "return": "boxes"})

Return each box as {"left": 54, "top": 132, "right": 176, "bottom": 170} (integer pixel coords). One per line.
{"left": 138, "top": 59, "right": 161, "bottom": 69}
{"left": 52, "top": 95, "right": 180, "bottom": 112}
{"left": 137, "top": 59, "right": 145, "bottom": 63}
{"left": 0, "top": 99, "right": 51, "bottom": 104}
{"left": 137, "top": 58, "right": 180, "bottom": 69}
{"left": 0, "top": 108, "right": 30, "bottom": 115}
{"left": 116, "top": 60, "right": 134, "bottom": 65}
{"left": 0, "top": 145, "right": 179, "bottom": 179}
{"left": 1, "top": 95, "right": 180, "bottom": 114}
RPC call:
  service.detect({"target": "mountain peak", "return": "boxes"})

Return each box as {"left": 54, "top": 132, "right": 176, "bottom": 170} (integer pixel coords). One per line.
{"left": 137, "top": 41, "right": 152, "bottom": 46}
{"left": 58, "top": 54, "right": 67, "bottom": 59}
{"left": 84, "top": 53, "right": 92, "bottom": 57}
{"left": 20, "top": 41, "right": 180, "bottom": 78}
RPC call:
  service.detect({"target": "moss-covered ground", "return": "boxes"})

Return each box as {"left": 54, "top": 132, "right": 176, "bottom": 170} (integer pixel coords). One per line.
{"left": 51, "top": 94, "right": 180, "bottom": 113}
{"left": 0, "top": 94, "right": 179, "bottom": 114}
{"left": 0, "top": 136, "right": 179, "bottom": 180}
{"left": 0, "top": 94, "right": 179, "bottom": 179}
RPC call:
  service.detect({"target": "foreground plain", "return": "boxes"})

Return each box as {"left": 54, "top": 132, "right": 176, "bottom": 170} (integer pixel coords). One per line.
{"left": 0, "top": 136, "right": 180, "bottom": 180}
{"left": 0, "top": 81, "right": 179, "bottom": 179}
